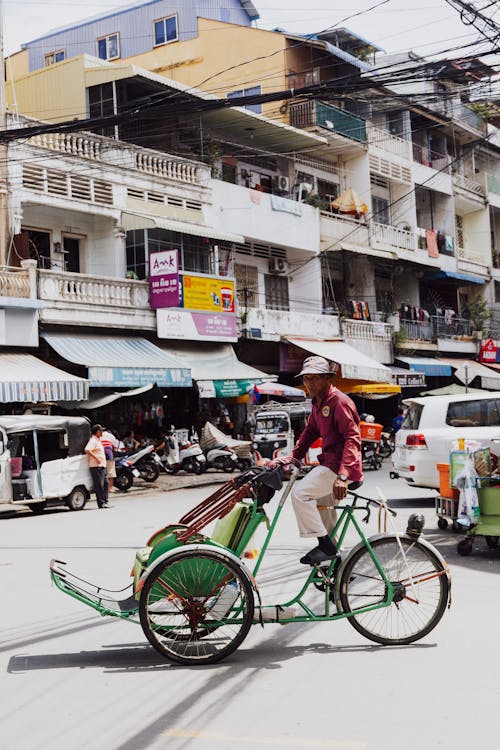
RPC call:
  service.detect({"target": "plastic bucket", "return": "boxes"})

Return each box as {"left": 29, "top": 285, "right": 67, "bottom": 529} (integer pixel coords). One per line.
{"left": 437, "top": 463, "right": 459, "bottom": 500}
{"left": 478, "top": 487, "right": 500, "bottom": 516}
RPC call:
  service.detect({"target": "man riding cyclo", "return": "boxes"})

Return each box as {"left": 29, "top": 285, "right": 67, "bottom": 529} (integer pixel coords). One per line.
{"left": 270, "top": 355, "right": 363, "bottom": 566}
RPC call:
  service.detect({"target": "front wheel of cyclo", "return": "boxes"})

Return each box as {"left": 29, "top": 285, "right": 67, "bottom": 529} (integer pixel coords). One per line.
{"left": 338, "top": 536, "right": 449, "bottom": 645}
{"left": 139, "top": 549, "right": 254, "bottom": 665}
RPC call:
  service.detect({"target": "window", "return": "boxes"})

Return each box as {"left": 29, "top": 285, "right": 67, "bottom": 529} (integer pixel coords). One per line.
{"left": 154, "top": 15, "right": 178, "bottom": 46}
{"left": 44, "top": 50, "right": 65, "bottom": 66}
{"left": 372, "top": 196, "right": 390, "bottom": 225}
{"left": 235, "top": 263, "right": 258, "bottom": 307}
{"left": 264, "top": 274, "right": 289, "bottom": 311}
{"left": 402, "top": 403, "right": 423, "bottom": 430}
{"left": 88, "top": 83, "right": 115, "bottom": 138}
{"left": 227, "top": 86, "right": 262, "bottom": 115}
{"left": 446, "top": 399, "right": 500, "bottom": 428}
{"left": 97, "top": 33, "right": 120, "bottom": 61}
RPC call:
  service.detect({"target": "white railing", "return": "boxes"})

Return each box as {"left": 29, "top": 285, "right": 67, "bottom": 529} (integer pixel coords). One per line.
{"left": 367, "top": 126, "right": 411, "bottom": 160}
{"left": 29, "top": 132, "right": 103, "bottom": 160}
{"left": 453, "top": 173, "right": 486, "bottom": 197}
{"left": 370, "top": 222, "right": 416, "bottom": 252}
{"left": 38, "top": 270, "right": 150, "bottom": 308}
{"left": 341, "top": 318, "right": 392, "bottom": 341}
{"left": 134, "top": 152, "right": 200, "bottom": 184}
{"left": 0, "top": 266, "right": 32, "bottom": 298}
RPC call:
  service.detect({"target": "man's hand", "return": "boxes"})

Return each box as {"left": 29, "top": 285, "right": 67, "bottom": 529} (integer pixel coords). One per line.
{"left": 333, "top": 476, "right": 349, "bottom": 501}
{"left": 267, "top": 455, "right": 301, "bottom": 470}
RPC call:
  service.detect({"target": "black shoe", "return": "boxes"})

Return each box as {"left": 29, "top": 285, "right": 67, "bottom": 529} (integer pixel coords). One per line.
{"left": 300, "top": 546, "right": 340, "bottom": 566}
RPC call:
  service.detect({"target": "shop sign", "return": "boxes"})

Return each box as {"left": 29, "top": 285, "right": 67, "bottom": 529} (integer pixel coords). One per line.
{"left": 197, "top": 380, "right": 217, "bottom": 398}
{"left": 149, "top": 250, "right": 179, "bottom": 309}
{"left": 88, "top": 366, "right": 191, "bottom": 388}
{"left": 213, "top": 379, "right": 256, "bottom": 398}
{"left": 392, "top": 371, "right": 426, "bottom": 388}
{"left": 280, "top": 342, "right": 307, "bottom": 373}
{"left": 179, "top": 274, "right": 235, "bottom": 314}
{"left": 479, "top": 338, "right": 500, "bottom": 364}
{"left": 157, "top": 309, "right": 238, "bottom": 342}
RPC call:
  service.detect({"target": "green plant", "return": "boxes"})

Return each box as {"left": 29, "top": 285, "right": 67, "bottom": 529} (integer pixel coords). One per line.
{"left": 392, "top": 327, "right": 408, "bottom": 349}
{"left": 303, "top": 193, "right": 330, "bottom": 211}
{"left": 464, "top": 293, "right": 490, "bottom": 334}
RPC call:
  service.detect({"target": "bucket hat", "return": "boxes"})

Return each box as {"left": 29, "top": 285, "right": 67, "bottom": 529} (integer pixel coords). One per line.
{"left": 297, "top": 356, "right": 338, "bottom": 377}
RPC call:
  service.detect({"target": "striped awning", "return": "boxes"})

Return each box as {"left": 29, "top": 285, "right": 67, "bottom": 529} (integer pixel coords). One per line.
{"left": 0, "top": 353, "right": 88, "bottom": 402}
{"left": 121, "top": 212, "right": 244, "bottom": 244}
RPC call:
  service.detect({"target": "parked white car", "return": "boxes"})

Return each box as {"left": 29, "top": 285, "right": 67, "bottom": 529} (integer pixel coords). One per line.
{"left": 393, "top": 392, "right": 500, "bottom": 489}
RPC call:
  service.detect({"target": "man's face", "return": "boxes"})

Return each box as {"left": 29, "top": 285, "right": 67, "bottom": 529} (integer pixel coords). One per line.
{"left": 302, "top": 374, "right": 331, "bottom": 399}
{"left": 95, "top": 430, "right": 103, "bottom": 438}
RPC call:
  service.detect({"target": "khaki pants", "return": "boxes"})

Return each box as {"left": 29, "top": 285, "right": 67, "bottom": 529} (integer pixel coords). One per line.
{"left": 291, "top": 465, "right": 338, "bottom": 538}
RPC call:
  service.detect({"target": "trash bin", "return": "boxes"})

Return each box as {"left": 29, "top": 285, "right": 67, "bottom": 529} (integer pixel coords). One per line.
{"left": 437, "top": 463, "right": 459, "bottom": 500}
{"left": 478, "top": 486, "right": 500, "bottom": 516}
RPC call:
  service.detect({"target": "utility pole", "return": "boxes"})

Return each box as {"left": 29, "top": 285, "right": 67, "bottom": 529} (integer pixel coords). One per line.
{"left": 0, "top": 0, "right": 9, "bottom": 265}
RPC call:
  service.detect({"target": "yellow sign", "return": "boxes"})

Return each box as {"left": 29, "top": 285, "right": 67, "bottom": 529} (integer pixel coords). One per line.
{"left": 182, "top": 274, "right": 235, "bottom": 313}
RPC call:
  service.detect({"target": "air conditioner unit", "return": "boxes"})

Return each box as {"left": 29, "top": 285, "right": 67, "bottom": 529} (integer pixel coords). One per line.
{"left": 273, "top": 175, "right": 290, "bottom": 192}
{"left": 268, "top": 257, "right": 289, "bottom": 274}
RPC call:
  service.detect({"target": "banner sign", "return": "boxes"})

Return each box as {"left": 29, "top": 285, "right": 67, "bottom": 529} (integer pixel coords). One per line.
{"left": 88, "top": 366, "right": 191, "bottom": 388}
{"left": 179, "top": 274, "right": 235, "bottom": 313}
{"left": 157, "top": 309, "right": 238, "bottom": 342}
{"left": 149, "top": 250, "right": 179, "bottom": 309}
{"left": 479, "top": 338, "right": 500, "bottom": 364}
{"left": 392, "top": 371, "right": 426, "bottom": 388}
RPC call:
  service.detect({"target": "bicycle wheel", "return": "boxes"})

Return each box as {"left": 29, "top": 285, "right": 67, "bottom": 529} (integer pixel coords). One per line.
{"left": 338, "top": 536, "right": 449, "bottom": 645}
{"left": 139, "top": 548, "right": 254, "bottom": 665}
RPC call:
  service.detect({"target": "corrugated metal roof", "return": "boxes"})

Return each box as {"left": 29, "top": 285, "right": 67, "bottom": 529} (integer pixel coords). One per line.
{"left": 121, "top": 212, "right": 244, "bottom": 243}
{"left": 0, "top": 353, "right": 88, "bottom": 402}
{"left": 42, "top": 332, "right": 189, "bottom": 370}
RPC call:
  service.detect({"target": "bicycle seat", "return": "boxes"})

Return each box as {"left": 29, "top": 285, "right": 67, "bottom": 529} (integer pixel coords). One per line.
{"left": 348, "top": 480, "right": 363, "bottom": 491}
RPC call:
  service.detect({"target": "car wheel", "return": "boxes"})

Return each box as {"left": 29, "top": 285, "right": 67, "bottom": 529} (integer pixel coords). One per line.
{"left": 66, "top": 487, "right": 87, "bottom": 511}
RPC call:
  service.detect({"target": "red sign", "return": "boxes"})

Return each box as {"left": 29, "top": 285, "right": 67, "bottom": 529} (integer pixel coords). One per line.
{"left": 479, "top": 338, "right": 499, "bottom": 364}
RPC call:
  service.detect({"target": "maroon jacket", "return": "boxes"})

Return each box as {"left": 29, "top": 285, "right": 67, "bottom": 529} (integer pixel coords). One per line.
{"left": 292, "top": 386, "right": 363, "bottom": 481}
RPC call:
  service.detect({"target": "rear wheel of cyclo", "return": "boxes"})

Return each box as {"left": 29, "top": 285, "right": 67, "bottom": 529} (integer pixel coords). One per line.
{"left": 338, "top": 536, "right": 449, "bottom": 645}
{"left": 139, "top": 549, "right": 254, "bottom": 665}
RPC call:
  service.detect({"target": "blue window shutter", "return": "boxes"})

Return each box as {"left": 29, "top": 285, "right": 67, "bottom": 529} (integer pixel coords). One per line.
{"left": 98, "top": 38, "right": 107, "bottom": 59}
{"left": 244, "top": 86, "right": 262, "bottom": 114}
{"left": 166, "top": 16, "right": 177, "bottom": 41}
{"left": 55, "top": 51, "right": 65, "bottom": 62}
{"left": 154, "top": 20, "right": 165, "bottom": 45}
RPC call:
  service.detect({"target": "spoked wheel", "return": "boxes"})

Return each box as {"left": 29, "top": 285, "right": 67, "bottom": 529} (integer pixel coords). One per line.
{"left": 338, "top": 536, "right": 449, "bottom": 645}
{"left": 139, "top": 549, "right": 254, "bottom": 665}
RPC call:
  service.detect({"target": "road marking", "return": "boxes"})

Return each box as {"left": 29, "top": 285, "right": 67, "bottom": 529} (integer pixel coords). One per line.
{"left": 164, "top": 729, "right": 367, "bottom": 748}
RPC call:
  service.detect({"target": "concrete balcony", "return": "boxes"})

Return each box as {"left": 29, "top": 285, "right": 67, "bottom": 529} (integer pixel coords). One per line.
{"left": 367, "top": 126, "right": 412, "bottom": 161}
{"left": 370, "top": 222, "right": 416, "bottom": 253}
{"left": 290, "top": 100, "right": 367, "bottom": 144}
{"left": 320, "top": 211, "right": 370, "bottom": 250}
{"left": 0, "top": 264, "right": 35, "bottom": 300}
{"left": 453, "top": 173, "right": 486, "bottom": 199}
{"left": 399, "top": 316, "right": 476, "bottom": 354}
{"left": 209, "top": 180, "right": 319, "bottom": 252}
{"left": 340, "top": 318, "right": 393, "bottom": 364}
{"left": 38, "top": 269, "right": 155, "bottom": 330}
{"left": 242, "top": 307, "right": 340, "bottom": 342}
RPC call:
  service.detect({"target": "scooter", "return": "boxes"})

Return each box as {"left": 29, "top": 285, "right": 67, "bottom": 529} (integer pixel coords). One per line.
{"left": 114, "top": 455, "right": 141, "bottom": 492}
{"left": 362, "top": 440, "right": 382, "bottom": 471}
{"left": 379, "top": 431, "right": 395, "bottom": 459}
{"left": 204, "top": 444, "right": 239, "bottom": 473}
{"left": 124, "top": 445, "right": 160, "bottom": 483}
{"left": 159, "top": 427, "right": 207, "bottom": 475}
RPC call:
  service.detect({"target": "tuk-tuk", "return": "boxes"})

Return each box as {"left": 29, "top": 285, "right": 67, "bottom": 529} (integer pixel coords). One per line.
{"left": 252, "top": 401, "right": 321, "bottom": 467}
{"left": 0, "top": 416, "right": 94, "bottom": 513}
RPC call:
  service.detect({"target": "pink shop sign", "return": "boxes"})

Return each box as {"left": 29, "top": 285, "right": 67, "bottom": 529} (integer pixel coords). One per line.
{"left": 157, "top": 309, "right": 238, "bottom": 342}
{"left": 149, "top": 250, "right": 179, "bottom": 309}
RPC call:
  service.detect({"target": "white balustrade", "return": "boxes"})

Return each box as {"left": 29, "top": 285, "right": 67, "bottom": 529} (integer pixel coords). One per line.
{"left": 370, "top": 222, "right": 416, "bottom": 252}
{"left": 367, "top": 126, "right": 411, "bottom": 160}
{"left": 0, "top": 267, "right": 32, "bottom": 298}
{"left": 39, "top": 270, "right": 149, "bottom": 308}
{"left": 341, "top": 318, "right": 392, "bottom": 341}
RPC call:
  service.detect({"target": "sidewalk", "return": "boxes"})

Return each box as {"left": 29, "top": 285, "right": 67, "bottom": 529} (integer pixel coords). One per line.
{"left": 0, "top": 470, "right": 238, "bottom": 514}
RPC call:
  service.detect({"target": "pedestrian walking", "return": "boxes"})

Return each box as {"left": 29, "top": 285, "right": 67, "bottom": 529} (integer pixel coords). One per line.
{"left": 84, "top": 424, "right": 110, "bottom": 509}
{"left": 101, "top": 427, "right": 119, "bottom": 493}
{"left": 272, "top": 356, "right": 363, "bottom": 565}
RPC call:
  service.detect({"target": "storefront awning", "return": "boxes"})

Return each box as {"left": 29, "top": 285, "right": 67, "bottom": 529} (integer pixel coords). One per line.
{"left": 63, "top": 384, "right": 162, "bottom": 410}
{"left": 422, "top": 270, "right": 486, "bottom": 285}
{"left": 438, "top": 358, "right": 500, "bottom": 390}
{"left": 165, "top": 343, "right": 274, "bottom": 398}
{"left": 0, "top": 353, "right": 88, "bottom": 402}
{"left": 397, "top": 356, "right": 452, "bottom": 377}
{"left": 121, "top": 212, "right": 244, "bottom": 244}
{"left": 285, "top": 338, "right": 391, "bottom": 382}
{"left": 42, "top": 333, "right": 191, "bottom": 388}
{"left": 348, "top": 383, "right": 401, "bottom": 395}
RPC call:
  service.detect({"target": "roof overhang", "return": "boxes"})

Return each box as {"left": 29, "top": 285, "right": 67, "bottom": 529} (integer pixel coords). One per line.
{"left": 121, "top": 212, "right": 244, "bottom": 243}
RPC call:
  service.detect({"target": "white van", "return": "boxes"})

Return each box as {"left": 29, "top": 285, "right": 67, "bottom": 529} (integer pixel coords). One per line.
{"left": 393, "top": 392, "right": 500, "bottom": 489}
{"left": 0, "top": 416, "right": 94, "bottom": 513}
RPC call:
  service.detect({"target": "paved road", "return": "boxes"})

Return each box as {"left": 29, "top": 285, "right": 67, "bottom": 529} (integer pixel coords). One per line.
{"left": 1, "top": 465, "right": 498, "bottom": 750}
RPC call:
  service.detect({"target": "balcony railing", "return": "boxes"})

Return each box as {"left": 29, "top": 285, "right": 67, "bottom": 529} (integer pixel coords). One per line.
{"left": 38, "top": 269, "right": 150, "bottom": 308}
{"left": 341, "top": 318, "right": 392, "bottom": 341}
{"left": 367, "top": 126, "right": 411, "bottom": 160}
{"left": 0, "top": 265, "right": 33, "bottom": 299}
{"left": 453, "top": 173, "right": 486, "bottom": 197}
{"left": 412, "top": 143, "right": 451, "bottom": 172}
{"left": 290, "top": 100, "right": 367, "bottom": 143}
{"left": 400, "top": 316, "right": 472, "bottom": 342}
{"left": 370, "top": 222, "right": 416, "bottom": 252}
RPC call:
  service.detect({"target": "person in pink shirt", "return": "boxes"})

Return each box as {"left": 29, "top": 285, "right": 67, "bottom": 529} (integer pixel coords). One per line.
{"left": 84, "top": 424, "right": 110, "bottom": 509}
{"left": 276, "top": 356, "right": 363, "bottom": 565}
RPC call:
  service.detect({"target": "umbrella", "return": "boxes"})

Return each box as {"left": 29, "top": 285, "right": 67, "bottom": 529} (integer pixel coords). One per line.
{"left": 331, "top": 187, "right": 368, "bottom": 215}
{"left": 248, "top": 381, "right": 305, "bottom": 399}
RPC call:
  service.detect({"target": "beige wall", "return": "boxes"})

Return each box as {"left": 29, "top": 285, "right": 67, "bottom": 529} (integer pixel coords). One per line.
{"left": 6, "top": 49, "right": 29, "bottom": 83}
{"left": 126, "top": 18, "right": 288, "bottom": 122}
{"left": 6, "top": 56, "right": 87, "bottom": 123}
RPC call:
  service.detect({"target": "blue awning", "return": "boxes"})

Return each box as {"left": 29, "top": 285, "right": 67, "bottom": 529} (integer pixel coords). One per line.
{"left": 397, "top": 356, "right": 453, "bottom": 377}
{"left": 0, "top": 353, "right": 88, "bottom": 402}
{"left": 42, "top": 333, "right": 192, "bottom": 388}
{"left": 422, "top": 270, "right": 486, "bottom": 285}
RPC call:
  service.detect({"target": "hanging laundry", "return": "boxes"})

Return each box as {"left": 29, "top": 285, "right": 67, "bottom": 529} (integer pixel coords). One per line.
{"left": 425, "top": 229, "right": 439, "bottom": 258}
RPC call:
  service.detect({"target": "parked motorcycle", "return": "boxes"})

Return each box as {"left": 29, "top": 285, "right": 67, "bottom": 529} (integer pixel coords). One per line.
{"left": 114, "top": 455, "right": 140, "bottom": 492}
{"left": 159, "top": 427, "right": 207, "bottom": 475}
{"left": 379, "top": 431, "right": 395, "bottom": 459}
{"left": 361, "top": 440, "right": 382, "bottom": 471}
{"left": 204, "top": 443, "right": 239, "bottom": 473}
{"left": 125, "top": 445, "right": 160, "bottom": 483}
